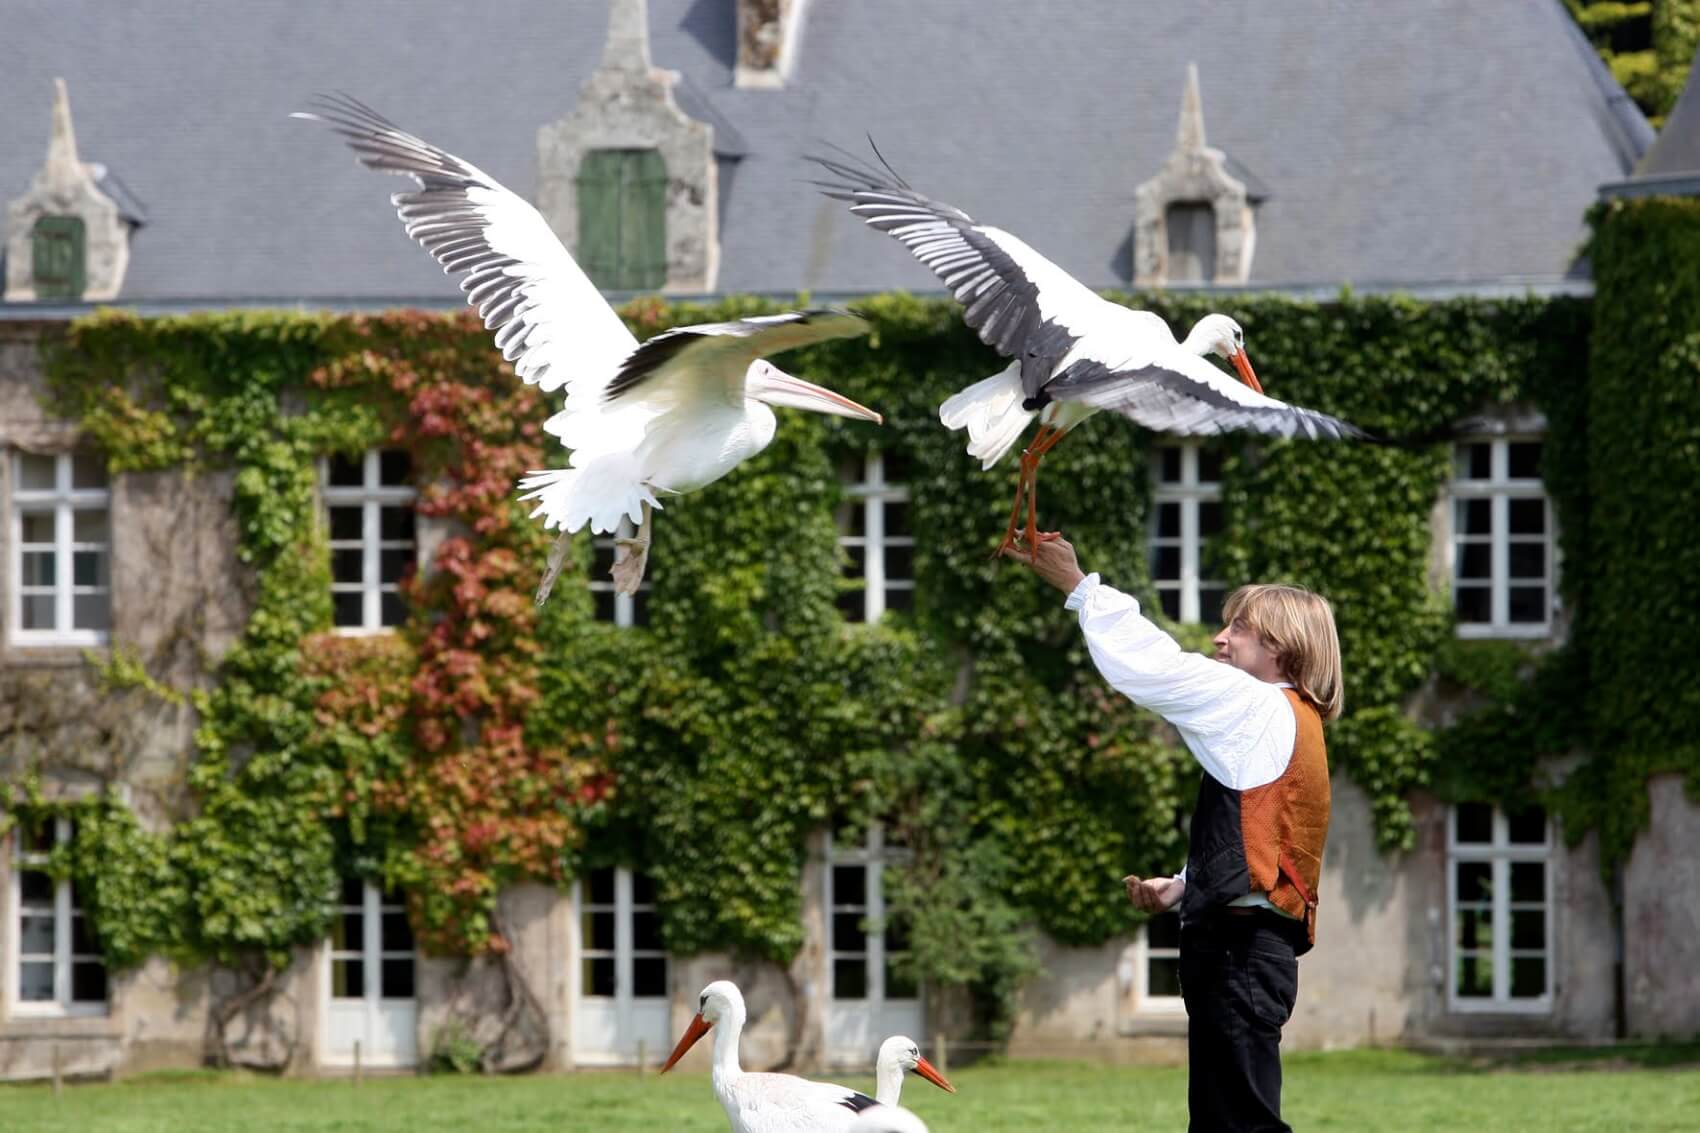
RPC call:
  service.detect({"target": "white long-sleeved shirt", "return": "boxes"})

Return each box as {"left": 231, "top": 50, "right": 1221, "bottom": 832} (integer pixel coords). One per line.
{"left": 1067, "top": 573, "right": 1300, "bottom": 910}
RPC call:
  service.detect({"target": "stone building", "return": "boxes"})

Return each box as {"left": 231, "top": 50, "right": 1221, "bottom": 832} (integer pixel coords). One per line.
{"left": 2, "top": 0, "right": 1695, "bottom": 1079}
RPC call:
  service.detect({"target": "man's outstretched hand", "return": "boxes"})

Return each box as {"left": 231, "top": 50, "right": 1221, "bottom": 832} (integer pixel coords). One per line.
{"left": 1124, "top": 873, "right": 1185, "bottom": 914}
{"left": 1001, "top": 534, "right": 1087, "bottom": 595}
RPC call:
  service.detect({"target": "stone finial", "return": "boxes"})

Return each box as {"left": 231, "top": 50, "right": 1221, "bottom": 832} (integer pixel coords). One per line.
{"left": 736, "top": 0, "right": 799, "bottom": 89}
{"left": 1132, "top": 64, "right": 1256, "bottom": 288}
{"left": 600, "top": 0, "right": 656, "bottom": 76}
{"left": 5, "top": 78, "right": 132, "bottom": 302}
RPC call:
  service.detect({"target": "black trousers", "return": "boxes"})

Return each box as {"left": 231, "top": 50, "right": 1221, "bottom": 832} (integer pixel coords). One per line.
{"left": 1179, "top": 911, "right": 1302, "bottom": 1133}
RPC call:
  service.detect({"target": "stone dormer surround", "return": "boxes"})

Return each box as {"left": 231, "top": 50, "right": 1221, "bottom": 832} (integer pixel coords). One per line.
{"left": 1134, "top": 64, "right": 1257, "bottom": 288}
{"left": 536, "top": 0, "right": 718, "bottom": 293}
{"left": 5, "top": 79, "right": 132, "bottom": 303}
{"left": 736, "top": 0, "right": 806, "bottom": 88}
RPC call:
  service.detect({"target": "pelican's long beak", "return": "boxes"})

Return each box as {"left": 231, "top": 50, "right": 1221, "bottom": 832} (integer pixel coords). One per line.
{"left": 1229, "top": 349, "right": 1264, "bottom": 395}
{"left": 659, "top": 1012, "right": 713, "bottom": 1074}
{"left": 750, "top": 368, "right": 883, "bottom": 423}
{"left": 914, "top": 1055, "right": 957, "bottom": 1094}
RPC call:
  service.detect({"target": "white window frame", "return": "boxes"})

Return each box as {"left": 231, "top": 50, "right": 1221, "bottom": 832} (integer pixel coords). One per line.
{"left": 825, "top": 823, "right": 917, "bottom": 1006}
{"left": 1148, "top": 442, "right": 1223, "bottom": 624}
{"left": 321, "top": 450, "right": 415, "bottom": 635}
{"left": 9, "top": 450, "right": 111, "bottom": 647}
{"left": 7, "top": 817, "right": 107, "bottom": 1017}
{"left": 588, "top": 518, "right": 651, "bottom": 627}
{"left": 1129, "top": 916, "right": 1185, "bottom": 1016}
{"left": 1449, "top": 437, "right": 1557, "bottom": 639}
{"left": 576, "top": 867, "right": 669, "bottom": 1004}
{"left": 839, "top": 453, "right": 914, "bottom": 623}
{"left": 326, "top": 880, "right": 415, "bottom": 1005}
{"left": 1446, "top": 805, "right": 1553, "bottom": 1014}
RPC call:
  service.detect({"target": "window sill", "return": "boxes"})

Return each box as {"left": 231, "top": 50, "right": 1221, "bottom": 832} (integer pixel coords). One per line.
{"left": 0, "top": 1010, "right": 118, "bottom": 1038}
{"left": 1118, "top": 1013, "right": 1188, "bottom": 1038}
{"left": 1445, "top": 998, "right": 1553, "bottom": 1016}
{"left": 0, "top": 643, "right": 106, "bottom": 668}
{"left": 1453, "top": 625, "right": 1554, "bottom": 642}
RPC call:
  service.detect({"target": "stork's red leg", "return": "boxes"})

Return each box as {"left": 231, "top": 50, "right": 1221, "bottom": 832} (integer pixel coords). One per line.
{"left": 1023, "top": 426, "right": 1070, "bottom": 561}
{"left": 994, "top": 423, "right": 1054, "bottom": 557}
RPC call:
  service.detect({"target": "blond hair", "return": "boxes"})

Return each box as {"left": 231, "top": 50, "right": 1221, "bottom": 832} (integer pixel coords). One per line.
{"left": 1221, "top": 584, "right": 1343, "bottom": 723}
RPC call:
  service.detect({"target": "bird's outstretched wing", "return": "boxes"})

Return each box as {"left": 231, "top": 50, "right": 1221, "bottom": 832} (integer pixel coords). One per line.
{"left": 1048, "top": 350, "right": 1368, "bottom": 441}
{"left": 294, "top": 93, "right": 636, "bottom": 408}
{"left": 601, "top": 309, "right": 871, "bottom": 409}
{"left": 810, "top": 146, "right": 1110, "bottom": 401}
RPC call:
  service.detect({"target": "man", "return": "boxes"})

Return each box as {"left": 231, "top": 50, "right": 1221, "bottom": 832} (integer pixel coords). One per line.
{"left": 1005, "top": 535, "right": 1341, "bottom": 1133}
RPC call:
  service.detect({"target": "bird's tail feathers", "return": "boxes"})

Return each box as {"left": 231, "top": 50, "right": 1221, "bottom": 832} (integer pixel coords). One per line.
{"left": 517, "top": 452, "right": 659, "bottom": 535}
{"left": 939, "top": 360, "right": 1034, "bottom": 469}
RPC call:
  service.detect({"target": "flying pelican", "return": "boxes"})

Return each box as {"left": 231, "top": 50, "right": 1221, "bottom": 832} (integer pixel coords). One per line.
{"left": 850, "top": 1106, "right": 932, "bottom": 1133}
{"left": 297, "top": 94, "right": 882, "bottom": 600}
{"left": 660, "top": 981, "right": 953, "bottom": 1132}
{"left": 874, "top": 1034, "right": 955, "bottom": 1108}
{"left": 811, "top": 147, "right": 1366, "bottom": 556}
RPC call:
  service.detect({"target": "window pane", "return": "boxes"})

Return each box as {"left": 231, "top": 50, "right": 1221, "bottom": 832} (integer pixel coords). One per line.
{"left": 21, "top": 551, "right": 55, "bottom": 587}
{"left": 593, "top": 590, "right": 617, "bottom": 624}
{"left": 20, "top": 868, "right": 54, "bottom": 903}
{"left": 20, "top": 961, "right": 55, "bottom": 1001}
{"left": 328, "top": 454, "right": 364, "bottom": 487}
{"left": 884, "top": 500, "right": 911, "bottom": 537}
{"left": 1508, "top": 499, "right": 1546, "bottom": 535}
{"left": 70, "top": 452, "right": 106, "bottom": 489}
{"left": 631, "top": 872, "right": 657, "bottom": 905}
{"left": 20, "top": 914, "right": 56, "bottom": 954}
{"left": 332, "top": 958, "right": 364, "bottom": 999}
{"left": 884, "top": 544, "right": 914, "bottom": 581}
{"left": 71, "top": 961, "right": 107, "bottom": 1003}
{"left": 1507, "top": 442, "right": 1542, "bottom": 479}
{"left": 1198, "top": 500, "right": 1223, "bottom": 537}
{"left": 380, "top": 591, "right": 407, "bottom": 627}
{"left": 1454, "top": 586, "right": 1490, "bottom": 624}
{"left": 339, "top": 877, "right": 366, "bottom": 906}
{"left": 1152, "top": 545, "right": 1181, "bottom": 581}
{"left": 1159, "top": 590, "right": 1182, "bottom": 621}
{"left": 633, "top": 956, "right": 668, "bottom": 998}
{"left": 1155, "top": 502, "right": 1181, "bottom": 538}
{"left": 632, "top": 910, "right": 664, "bottom": 953}
{"left": 72, "top": 549, "right": 108, "bottom": 587}
{"left": 883, "top": 587, "right": 915, "bottom": 615}
{"left": 333, "top": 592, "right": 364, "bottom": 627}
{"left": 1508, "top": 542, "right": 1545, "bottom": 580}
{"left": 833, "top": 912, "right": 866, "bottom": 953}
{"left": 380, "top": 507, "right": 416, "bottom": 542}
{"left": 591, "top": 541, "right": 617, "bottom": 575}
{"left": 381, "top": 957, "right": 415, "bottom": 999}
{"left": 1456, "top": 543, "right": 1491, "bottom": 580}
{"left": 1507, "top": 807, "right": 1547, "bottom": 844}
{"left": 629, "top": 590, "right": 650, "bottom": 627}
{"left": 381, "top": 911, "right": 414, "bottom": 952}
{"left": 1510, "top": 862, "right": 1545, "bottom": 904}
{"left": 583, "top": 956, "right": 615, "bottom": 997}
{"left": 1196, "top": 447, "right": 1223, "bottom": 483}
{"left": 73, "top": 510, "right": 108, "bottom": 542}
{"left": 331, "top": 547, "right": 363, "bottom": 584}
{"left": 1198, "top": 588, "right": 1225, "bottom": 628}
{"left": 1455, "top": 803, "right": 1493, "bottom": 844}
{"left": 588, "top": 867, "right": 615, "bottom": 905}
{"left": 1456, "top": 954, "right": 1492, "bottom": 998}
{"left": 1510, "top": 956, "right": 1546, "bottom": 998}
{"left": 73, "top": 592, "right": 110, "bottom": 630}
{"left": 334, "top": 911, "right": 363, "bottom": 951}
{"left": 1165, "top": 202, "right": 1216, "bottom": 284}
{"left": 1456, "top": 861, "right": 1493, "bottom": 902}
{"left": 1511, "top": 909, "right": 1546, "bottom": 950}
{"left": 833, "top": 957, "right": 867, "bottom": 1000}
{"left": 882, "top": 450, "right": 913, "bottom": 483}
{"left": 842, "top": 544, "right": 866, "bottom": 578}
{"left": 17, "top": 451, "right": 56, "bottom": 490}
{"left": 1147, "top": 914, "right": 1181, "bottom": 950}
{"left": 329, "top": 506, "right": 363, "bottom": 540}
{"left": 1456, "top": 907, "right": 1493, "bottom": 951}
{"left": 1457, "top": 498, "right": 1492, "bottom": 536}
{"left": 839, "top": 502, "right": 866, "bottom": 538}
{"left": 832, "top": 865, "right": 866, "bottom": 907}
{"left": 1508, "top": 587, "right": 1548, "bottom": 624}
{"left": 20, "top": 510, "right": 55, "bottom": 543}
{"left": 71, "top": 913, "right": 98, "bottom": 954}
{"left": 1148, "top": 956, "right": 1182, "bottom": 997}
{"left": 379, "top": 450, "right": 412, "bottom": 487}
{"left": 1456, "top": 443, "right": 1491, "bottom": 480}
{"left": 585, "top": 911, "right": 615, "bottom": 951}
{"left": 1159, "top": 447, "right": 1181, "bottom": 483}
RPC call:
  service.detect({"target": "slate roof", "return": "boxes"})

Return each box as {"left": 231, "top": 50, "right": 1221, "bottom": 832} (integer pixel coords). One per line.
{"left": 0, "top": 0, "right": 1649, "bottom": 306}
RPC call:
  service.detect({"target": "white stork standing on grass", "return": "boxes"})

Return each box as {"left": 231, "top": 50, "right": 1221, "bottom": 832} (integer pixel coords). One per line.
{"left": 296, "top": 95, "right": 882, "bottom": 601}
{"left": 660, "top": 981, "right": 956, "bottom": 1132}
{"left": 811, "top": 147, "right": 1367, "bottom": 557}
{"left": 874, "top": 1034, "right": 955, "bottom": 1108}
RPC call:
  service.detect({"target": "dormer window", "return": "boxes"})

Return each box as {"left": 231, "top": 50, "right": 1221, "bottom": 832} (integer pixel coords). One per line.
{"left": 1164, "top": 203, "right": 1216, "bottom": 285}
{"left": 577, "top": 149, "right": 669, "bottom": 291}
{"left": 31, "top": 217, "right": 86, "bottom": 300}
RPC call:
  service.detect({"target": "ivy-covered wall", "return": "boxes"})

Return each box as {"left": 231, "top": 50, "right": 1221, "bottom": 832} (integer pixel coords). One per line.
{"left": 2, "top": 281, "right": 1657, "bottom": 1044}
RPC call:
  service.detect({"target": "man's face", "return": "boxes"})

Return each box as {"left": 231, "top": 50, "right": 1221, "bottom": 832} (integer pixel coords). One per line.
{"left": 1212, "top": 615, "right": 1284, "bottom": 684}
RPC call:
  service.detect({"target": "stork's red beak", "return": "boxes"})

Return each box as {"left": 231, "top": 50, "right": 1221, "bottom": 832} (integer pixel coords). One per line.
{"left": 1230, "top": 350, "right": 1264, "bottom": 395}
{"left": 659, "top": 1012, "right": 713, "bottom": 1073}
{"left": 914, "top": 1054, "right": 957, "bottom": 1094}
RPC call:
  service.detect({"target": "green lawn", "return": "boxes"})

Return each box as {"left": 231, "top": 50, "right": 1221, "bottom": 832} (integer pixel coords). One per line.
{"left": 2, "top": 1048, "right": 1697, "bottom": 1132}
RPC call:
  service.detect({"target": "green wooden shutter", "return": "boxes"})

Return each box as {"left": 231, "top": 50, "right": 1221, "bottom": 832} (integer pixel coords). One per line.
{"left": 32, "top": 216, "right": 86, "bottom": 300}
{"left": 577, "top": 149, "right": 668, "bottom": 291}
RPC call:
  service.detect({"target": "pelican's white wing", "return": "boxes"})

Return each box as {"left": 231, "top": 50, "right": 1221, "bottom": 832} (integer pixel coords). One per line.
{"left": 295, "top": 94, "right": 636, "bottom": 407}
{"left": 1048, "top": 346, "right": 1367, "bottom": 441}
{"left": 811, "top": 148, "right": 1121, "bottom": 401}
